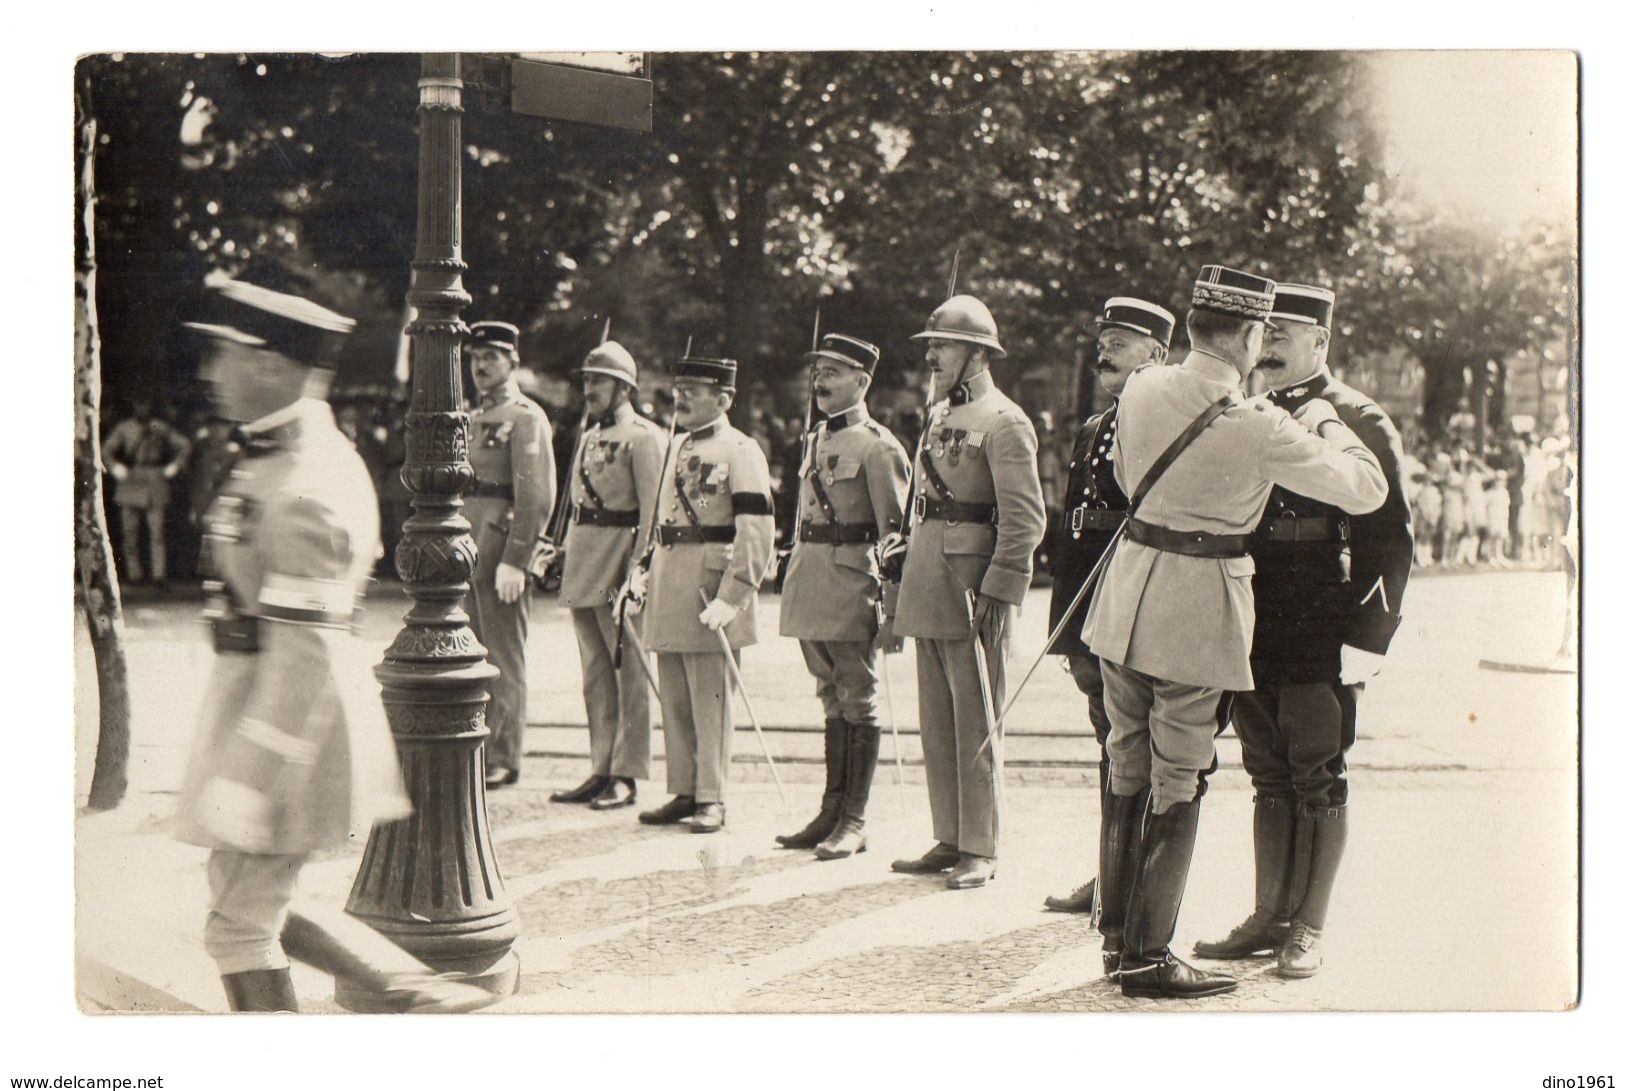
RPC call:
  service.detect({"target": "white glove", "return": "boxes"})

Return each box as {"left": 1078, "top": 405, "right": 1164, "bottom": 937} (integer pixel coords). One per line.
{"left": 615, "top": 565, "right": 650, "bottom": 618}
{"left": 162, "top": 462, "right": 181, "bottom": 480}
{"left": 495, "top": 561, "right": 528, "bottom": 604}
{"left": 699, "top": 598, "right": 739, "bottom": 632}
{"left": 1340, "top": 644, "right": 1384, "bottom": 685}
{"left": 109, "top": 463, "right": 129, "bottom": 482}
{"left": 1293, "top": 398, "right": 1341, "bottom": 435}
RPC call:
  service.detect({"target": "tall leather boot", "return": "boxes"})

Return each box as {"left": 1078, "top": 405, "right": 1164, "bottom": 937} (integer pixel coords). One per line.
{"left": 816, "top": 721, "right": 880, "bottom": 859}
{"left": 1279, "top": 803, "right": 1349, "bottom": 978}
{"left": 1092, "top": 783, "right": 1149, "bottom": 978}
{"left": 1118, "top": 799, "right": 1237, "bottom": 999}
{"left": 1194, "top": 794, "right": 1296, "bottom": 958}
{"left": 221, "top": 968, "right": 298, "bottom": 1012}
{"left": 776, "top": 718, "right": 848, "bottom": 848}
{"left": 280, "top": 907, "right": 498, "bottom": 1013}
{"left": 1045, "top": 752, "right": 1112, "bottom": 913}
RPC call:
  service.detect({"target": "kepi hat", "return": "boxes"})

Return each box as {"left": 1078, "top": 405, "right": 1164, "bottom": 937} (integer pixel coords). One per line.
{"left": 1093, "top": 296, "right": 1176, "bottom": 347}
{"left": 807, "top": 333, "right": 880, "bottom": 374}
{"left": 1191, "top": 264, "right": 1277, "bottom": 322}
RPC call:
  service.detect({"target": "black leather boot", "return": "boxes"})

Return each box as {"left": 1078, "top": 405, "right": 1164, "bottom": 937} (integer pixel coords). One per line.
{"left": 638, "top": 794, "right": 698, "bottom": 825}
{"left": 776, "top": 718, "right": 848, "bottom": 848}
{"left": 221, "top": 968, "right": 299, "bottom": 1012}
{"left": 1194, "top": 794, "right": 1296, "bottom": 958}
{"left": 1118, "top": 799, "right": 1237, "bottom": 999}
{"left": 280, "top": 908, "right": 496, "bottom": 1013}
{"left": 1279, "top": 803, "right": 1349, "bottom": 978}
{"left": 816, "top": 721, "right": 880, "bottom": 860}
{"left": 551, "top": 774, "right": 610, "bottom": 804}
{"left": 1093, "top": 783, "right": 1149, "bottom": 978}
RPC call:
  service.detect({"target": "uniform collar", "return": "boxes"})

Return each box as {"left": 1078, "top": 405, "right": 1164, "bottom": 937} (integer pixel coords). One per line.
{"left": 946, "top": 370, "right": 995, "bottom": 406}
{"left": 825, "top": 403, "right": 870, "bottom": 432}
{"left": 592, "top": 400, "right": 637, "bottom": 429}
{"left": 240, "top": 397, "right": 325, "bottom": 453}
{"left": 1268, "top": 367, "right": 1332, "bottom": 412}
{"left": 1183, "top": 350, "right": 1242, "bottom": 387}
{"left": 479, "top": 376, "right": 520, "bottom": 409}
{"left": 686, "top": 412, "right": 727, "bottom": 441}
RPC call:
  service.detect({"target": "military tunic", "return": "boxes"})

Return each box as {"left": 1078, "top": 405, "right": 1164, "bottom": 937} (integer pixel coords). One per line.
{"left": 464, "top": 377, "right": 556, "bottom": 776}
{"left": 104, "top": 414, "right": 193, "bottom": 582}
{"left": 780, "top": 403, "right": 910, "bottom": 726}
{"left": 892, "top": 370, "right": 1046, "bottom": 860}
{"left": 1046, "top": 403, "right": 1127, "bottom": 744}
{"left": 1235, "top": 368, "right": 1414, "bottom": 810}
{"left": 559, "top": 400, "right": 667, "bottom": 780}
{"left": 175, "top": 398, "right": 409, "bottom": 972}
{"left": 1080, "top": 356, "right": 1389, "bottom": 810}
{"left": 643, "top": 414, "right": 775, "bottom": 804}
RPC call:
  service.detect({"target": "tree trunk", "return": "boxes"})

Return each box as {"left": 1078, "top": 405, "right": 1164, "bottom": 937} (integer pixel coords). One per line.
{"left": 75, "top": 69, "right": 132, "bottom": 811}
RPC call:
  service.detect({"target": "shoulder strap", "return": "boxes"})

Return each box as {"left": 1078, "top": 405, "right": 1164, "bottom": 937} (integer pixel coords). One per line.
{"left": 1128, "top": 392, "right": 1240, "bottom": 515}
{"left": 804, "top": 429, "right": 841, "bottom": 526}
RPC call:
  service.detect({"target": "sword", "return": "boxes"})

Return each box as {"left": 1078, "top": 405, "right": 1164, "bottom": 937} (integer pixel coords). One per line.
{"left": 983, "top": 521, "right": 1127, "bottom": 751}
{"left": 879, "top": 640, "right": 906, "bottom": 795}
{"left": 700, "top": 590, "right": 787, "bottom": 806}
{"left": 618, "top": 620, "right": 663, "bottom": 706}
{"left": 964, "top": 590, "right": 1002, "bottom": 777}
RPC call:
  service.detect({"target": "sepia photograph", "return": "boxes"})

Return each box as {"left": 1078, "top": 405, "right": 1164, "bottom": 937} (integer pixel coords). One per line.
{"left": 25, "top": 9, "right": 1605, "bottom": 1086}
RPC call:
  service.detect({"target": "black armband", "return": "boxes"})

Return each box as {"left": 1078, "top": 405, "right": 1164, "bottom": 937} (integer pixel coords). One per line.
{"left": 732, "top": 491, "right": 774, "bottom": 516}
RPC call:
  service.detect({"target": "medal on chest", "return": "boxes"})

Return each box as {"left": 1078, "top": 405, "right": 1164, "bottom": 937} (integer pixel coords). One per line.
{"left": 480, "top": 420, "right": 516, "bottom": 448}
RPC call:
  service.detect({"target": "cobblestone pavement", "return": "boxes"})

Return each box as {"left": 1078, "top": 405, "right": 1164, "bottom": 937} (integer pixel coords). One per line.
{"left": 72, "top": 571, "right": 1580, "bottom": 1015}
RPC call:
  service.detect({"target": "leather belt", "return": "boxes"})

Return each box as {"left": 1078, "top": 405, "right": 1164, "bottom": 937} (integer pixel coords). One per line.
{"left": 468, "top": 482, "right": 514, "bottom": 501}
{"left": 799, "top": 521, "right": 879, "bottom": 545}
{"left": 573, "top": 507, "right": 640, "bottom": 528}
{"left": 210, "top": 616, "right": 261, "bottom": 655}
{"left": 656, "top": 524, "right": 736, "bottom": 546}
{"left": 1125, "top": 517, "right": 1250, "bottom": 558}
{"left": 1254, "top": 514, "right": 1347, "bottom": 543}
{"left": 1069, "top": 507, "right": 1126, "bottom": 532}
{"left": 915, "top": 496, "right": 997, "bottom": 525}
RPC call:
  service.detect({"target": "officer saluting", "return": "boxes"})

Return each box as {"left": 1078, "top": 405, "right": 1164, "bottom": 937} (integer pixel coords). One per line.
{"left": 551, "top": 338, "right": 669, "bottom": 810}
{"left": 1081, "top": 265, "right": 1389, "bottom": 999}
{"left": 464, "top": 321, "right": 557, "bottom": 789}
{"left": 776, "top": 333, "right": 911, "bottom": 859}
{"left": 888, "top": 294, "right": 1047, "bottom": 890}
{"left": 627, "top": 351, "right": 775, "bottom": 833}
{"left": 176, "top": 274, "right": 490, "bottom": 1013}
{"left": 1194, "top": 284, "right": 1413, "bottom": 977}
{"left": 1041, "top": 296, "right": 1174, "bottom": 914}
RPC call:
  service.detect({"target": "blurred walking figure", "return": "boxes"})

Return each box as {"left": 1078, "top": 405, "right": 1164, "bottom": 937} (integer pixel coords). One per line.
{"left": 176, "top": 274, "right": 491, "bottom": 1013}
{"left": 104, "top": 395, "right": 192, "bottom": 586}
{"left": 464, "top": 321, "right": 557, "bottom": 789}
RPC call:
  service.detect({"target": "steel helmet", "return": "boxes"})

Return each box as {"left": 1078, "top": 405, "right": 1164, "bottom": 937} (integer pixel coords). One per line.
{"left": 910, "top": 294, "right": 1005, "bottom": 358}
{"left": 578, "top": 340, "right": 638, "bottom": 385}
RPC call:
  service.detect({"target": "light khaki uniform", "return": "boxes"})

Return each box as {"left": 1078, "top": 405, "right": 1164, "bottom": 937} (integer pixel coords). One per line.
{"left": 558, "top": 401, "right": 668, "bottom": 780}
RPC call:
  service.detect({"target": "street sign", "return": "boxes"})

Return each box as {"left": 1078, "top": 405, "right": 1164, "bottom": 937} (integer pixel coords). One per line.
{"left": 510, "top": 54, "right": 652, "bottom": 132}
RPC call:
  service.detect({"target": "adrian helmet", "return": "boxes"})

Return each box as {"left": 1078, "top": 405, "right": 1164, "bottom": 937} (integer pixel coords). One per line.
{"left": 910, "top": 294, "right": 1005, "bottom": 358}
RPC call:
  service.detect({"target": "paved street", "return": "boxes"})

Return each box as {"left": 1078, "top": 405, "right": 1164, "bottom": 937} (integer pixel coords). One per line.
{"left": 74, "top": 568, "right": 1578, "bottom": 1013}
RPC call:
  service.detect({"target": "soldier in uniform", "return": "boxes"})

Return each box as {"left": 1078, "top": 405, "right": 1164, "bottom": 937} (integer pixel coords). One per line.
{"left": 1040, "top": 297, "right": 1175, "bottom": 914}
{"left": 623, "top": 353, "right": 775, "bottom": 833}
{"left": 104, "top": 395, "right": 193, "bottom": 586}
{"left": 887, "top": 295, "right": 1046, "bottom": 890}
{"left": 1193, "top": 284, "right": 1413, "bottom": 977}
{"left": 1080, "top": 265, "right": 1389, "bottom": 999}
{"left": 775, "top": 333, "right": 911, "bottom": 859}
{"left": 551, "top": 339, "right": 668, "bottom": 810}
{"left": 176, "top": 275, "right": 490, "bottom": 1013}
{"left": 463, "top": 321, "right": 557, "bottom": 789}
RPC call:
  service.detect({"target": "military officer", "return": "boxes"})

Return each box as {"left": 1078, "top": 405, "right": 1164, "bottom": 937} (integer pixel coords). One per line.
{"left": 464, "top": 321, "right": 557, "bottom": 789}
{"left": 1041, "top": 296, "right": 1175, "bottom": 914}
{"left": 103, "top": 396, "right": 193, "bottom": 586}
{"left": 1194, "top": 284, "right": 1413, "bottom": 977}
{"left": 888, "top": 295, "right": 1046, "bottom": 890}
{"left": 1080, "top": 264, "right": 1389, "bottom": 999}
{"left": 776, "top": 333, "right": 911, "bottom": 859}
{"left": 176, "top": 274, "right": 490, "bottom": 1013}
{"left": 551, "top": 339, "right": 668, "bottom": 810}
{"left": 625, "top": 352, "right": 775, "bottom": 833}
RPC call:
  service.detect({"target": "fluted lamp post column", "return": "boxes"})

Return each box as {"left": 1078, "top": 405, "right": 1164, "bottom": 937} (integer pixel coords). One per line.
{"left": 339, "top": 52, "right": 520, "bottom": 1009}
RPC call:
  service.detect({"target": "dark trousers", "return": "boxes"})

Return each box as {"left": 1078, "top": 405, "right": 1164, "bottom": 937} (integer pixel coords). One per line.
{"left": 1232, "top": 678, "right": 1359, "bottom": 809}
